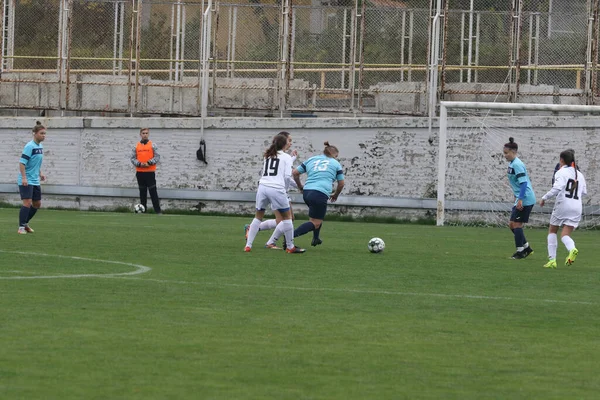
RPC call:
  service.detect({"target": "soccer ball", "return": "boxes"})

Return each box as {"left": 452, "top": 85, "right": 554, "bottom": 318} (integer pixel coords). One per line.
{"left": 368, "top": 237, "right": 385, "bottom": 253}
{"left": 134, "top": 204, "right": 146, "bottom": 213}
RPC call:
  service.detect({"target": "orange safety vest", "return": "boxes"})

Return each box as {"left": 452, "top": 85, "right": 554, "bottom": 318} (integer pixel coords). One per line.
{"left": 136, "top": 140, "right": 157, "bottom": 172}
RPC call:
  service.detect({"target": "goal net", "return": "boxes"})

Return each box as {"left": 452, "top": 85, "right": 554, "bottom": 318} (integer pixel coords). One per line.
{"left": 437, "top": 101, "right": 600, "bottom": 228}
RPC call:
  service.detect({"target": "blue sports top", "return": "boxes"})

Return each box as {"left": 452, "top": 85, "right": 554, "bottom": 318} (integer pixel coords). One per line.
{"left": 507, "top": 157, "right": 536, "bottom": 206}
{"left": 296, "top": 154, "right": 344, "bottom": 196}
{"left": 18, "top": 140, "right": 44, "bottom": 186}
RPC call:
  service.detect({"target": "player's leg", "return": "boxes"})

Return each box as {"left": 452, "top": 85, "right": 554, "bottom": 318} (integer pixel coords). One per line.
{"left": 519, "top": 205, "right": 534, "bottom": 257}
{"left": 267, "top": 190, "right": 304, "bottom": 253}
{"left": 147, "top": 171, "right": 162, "bottom": 214}
{"left": 277, "top": 209, "right": 304, "bottom": 254}
{"left": 136, "top": 172, "right": 148, "bottom": 209}
{"left": 543, "top": 223, "right": 559, "bottom": 269}
{"left": 24, "top": 186, "right": 42, "bottom": 232}
{"left": 18, "top": 185, "right": 33, "bottom": 234}
{"left": 561, "top": 224, "right": 578, "bottom": 265}
{"left": 259, "top": 219, "right": 278, "bottom": 231}
{"left": 509, "top": 205, "right": 533, "bottom": 259}
{"left": 294, "top": 190, "right": 326, "bottom": 241}
{"left": 245, "top": 186, "right": 268, "bottom": 251}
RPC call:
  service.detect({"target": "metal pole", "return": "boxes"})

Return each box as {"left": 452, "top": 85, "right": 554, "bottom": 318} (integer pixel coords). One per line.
{"left": 175, "top": 2, "right": 182, "bottom": 82}
{"left": 113, "top": 2, "right": 120, "bottom": 75}
{"left": 436, "top": 103, "right": 447, "bottom": 226}
{"left": 547, "top": 0, "right": 553, "bottom": 38}
{"left": 400, "top": 10, "right": 406, "bottom": 82}
{"left": 349, "top": 0, "right": 359, "bottom": 112}
{"left": 231, "top": 7, "right": 237, "bottom": 78}
{"left": 428, "top": 0, "right": 442, "bottom": 132}
{"left": 357, "top": 0, "right": 366, "bottom": 113}
{"left": 408, "top": 11, "right": 413, "bottom": 82}
{"left": 64, "top": 0, "right": 73, "bottom": 112}
{"left": 460, "top": 12, "right": 464, "bottom": 83}
{"left": 467, "top": 0, "right": 473, "bottom": 82}
{"left": 226, "top": 6, "right": 232, "bottom": 77}
{"left": 341, "top": 8, "right": 348, "bottom": 89}
{"left": 474, "top": 11, "right": 480, "bottom": 82}
{"left": 169, "top": 4, "right": 175, "bottom": 81}
{"left": 533, "top": 12, "right": 539, "bottom": 85}
{"left": 527, "top": 13, "right": 533, "bottom": 84}
{"left": 134, "top": 0, "right": 142, "bottom": 112}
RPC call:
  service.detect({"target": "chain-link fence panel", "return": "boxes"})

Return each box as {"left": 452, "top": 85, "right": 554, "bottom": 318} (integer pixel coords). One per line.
{"left": 69, "top": 0, "right": 132, "bottom": 112}
{"left": 291, "top": 5, "right": 350, "bottom": 111}
{"left": 361, "top": 6, "right": 429, "bottom": 114}
{"left": 532, "top": 11, "right": 588, "bottom": 92}
{"left": 211, "top": 3, "right": 281, "bottom": 111}
{"left": 1, "top": 0, "right": 60, "bottom": 110}
{"left": 443, "top": 9, "right": 512, "bottom": 86}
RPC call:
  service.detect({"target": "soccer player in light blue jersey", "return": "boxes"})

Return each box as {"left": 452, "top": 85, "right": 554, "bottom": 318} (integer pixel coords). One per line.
{"left": 503, "top": 137, "right": 536, "bottom": 259}
{"left": 292, "top": 141, "right": 345, "bottom": 246}
{"left": 17, "top": 121, "right": 47, "bottom": 234}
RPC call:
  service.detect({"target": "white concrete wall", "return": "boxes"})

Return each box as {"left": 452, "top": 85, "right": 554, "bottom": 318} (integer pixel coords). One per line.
{"left": 1, "top": 116, "right": 599, "bottom": 223}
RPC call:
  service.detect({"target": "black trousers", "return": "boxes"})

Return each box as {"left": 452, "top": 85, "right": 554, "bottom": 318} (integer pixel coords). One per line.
{"left": 136, "top": 171, "right": 161, "bottom": 213}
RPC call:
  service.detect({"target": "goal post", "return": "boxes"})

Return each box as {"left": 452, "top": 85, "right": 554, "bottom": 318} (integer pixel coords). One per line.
{"left": 437, "top": 101, "right": 600, "bottom": 227}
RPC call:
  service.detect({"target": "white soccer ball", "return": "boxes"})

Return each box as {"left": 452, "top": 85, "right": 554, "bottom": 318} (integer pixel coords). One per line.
{"left": 134, "top": 204, "right": 146, "bottom": 214}
{"left": 368, "top": 237, "right": 385, "bottom": 253}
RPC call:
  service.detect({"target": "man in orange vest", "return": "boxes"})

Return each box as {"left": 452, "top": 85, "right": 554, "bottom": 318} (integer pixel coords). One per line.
{"left": 130, "top": 127, "right": 162, "bottom": 214}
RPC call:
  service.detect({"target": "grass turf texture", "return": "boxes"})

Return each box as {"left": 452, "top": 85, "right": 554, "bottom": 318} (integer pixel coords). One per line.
{"left": 1, "top": 208, "right": 599, "bottom": 399}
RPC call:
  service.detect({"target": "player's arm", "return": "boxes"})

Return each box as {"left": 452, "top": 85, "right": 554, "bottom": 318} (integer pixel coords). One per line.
{"left": 130, "top": 146, "right": 141, "bottom": 167}
{"left": 19, "top": 145, "right": 32, "bottom": 186}
{"left": 292, "top": 168, "right": 303, "bottom": 191}
{"left": 148, "top": 144, "right": 161, "bottom": 165}
{"left": 330, "top": 167, "right": 345, "bottom": 202}
{"left": 540, "top": 173, "right": 566, "bottom": 206}
{"left": 330, "top": 179, "right": 344, "bottom": 202}
{"left": 513, "top": 165, "right": 529, "bottom": 209}
{"left": 19, "top": 162, "right": 28, "bottom": 186}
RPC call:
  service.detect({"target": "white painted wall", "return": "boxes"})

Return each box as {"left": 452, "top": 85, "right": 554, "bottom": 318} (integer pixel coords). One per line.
{"left": 0, "top": 116, "right": 599, "bottom": 224}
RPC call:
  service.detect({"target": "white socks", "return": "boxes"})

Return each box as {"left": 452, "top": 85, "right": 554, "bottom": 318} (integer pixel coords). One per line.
{"left": 547, "top": 233, "right": 576, "bottom": 260}
{"left": 245, "top": 218, "right": 262, "bottom": 248}
{"left": 561, "top": 235, "right": 575, "bottom": 251}
{"left": 268, "top": 219, "right": 294, "bottom": 249}
{"left": 547, "top": 233, "right": 557, "bottom": 260}
{"left": 259, "top": 219, "right": 277, "bottom": 231}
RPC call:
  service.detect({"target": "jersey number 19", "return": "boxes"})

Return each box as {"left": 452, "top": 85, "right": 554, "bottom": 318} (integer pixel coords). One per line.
{"left": 263, "top": 158, "right": 280, "bottom": 176}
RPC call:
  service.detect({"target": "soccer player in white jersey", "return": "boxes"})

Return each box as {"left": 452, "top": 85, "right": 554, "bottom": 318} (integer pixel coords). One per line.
{"left": 539, "top": 150, "right": 587, "bottom": 268}
{"left": 244, "top": 132, "right": 298, "bottom": 243}
{"left": 245, "top": 133, "right": 305, "bottom": 254}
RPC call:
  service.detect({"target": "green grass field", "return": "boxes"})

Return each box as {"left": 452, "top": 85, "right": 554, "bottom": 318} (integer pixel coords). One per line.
{"left": 1, "top": 208, "right": 599, "bottom": 399}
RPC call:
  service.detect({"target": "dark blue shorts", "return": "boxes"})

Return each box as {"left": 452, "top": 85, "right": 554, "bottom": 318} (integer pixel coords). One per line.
{"left": 303, "top": 189, "right": 329, "bottom": 220}
{"left": 19, "top": 185, "right": 42, "bottom": 201}
{"left": 510, "top": 204, "right": 533, "bottom": 223}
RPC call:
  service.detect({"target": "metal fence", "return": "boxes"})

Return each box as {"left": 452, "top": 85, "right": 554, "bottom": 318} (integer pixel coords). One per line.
{"left": 0, "top": 0, "right": 597, "bottom": 116}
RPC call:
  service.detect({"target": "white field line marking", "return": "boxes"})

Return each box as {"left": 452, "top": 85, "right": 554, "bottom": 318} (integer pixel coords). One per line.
{"left": 108, "top": 276, "right": 597, "bottom": 306}
{"left": 0, "top": 250, "right": 151, "bottom": 279}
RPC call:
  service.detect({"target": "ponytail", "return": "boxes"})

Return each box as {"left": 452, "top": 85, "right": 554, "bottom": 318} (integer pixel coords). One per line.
{"left": 264, "top": 134, "right": 287, "bottom": 159}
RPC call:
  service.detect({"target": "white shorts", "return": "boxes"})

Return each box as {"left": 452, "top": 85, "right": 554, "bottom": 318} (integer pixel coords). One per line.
{"left": 550, "top": 212, "right": 581, "bottom": 228}
{"left": 255, "top": 185, "right": 290, "bottom": 211}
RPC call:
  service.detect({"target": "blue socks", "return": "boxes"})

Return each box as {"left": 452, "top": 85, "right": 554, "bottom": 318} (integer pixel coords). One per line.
{"left": 19, "top": 206, "right": 30, "bottom": 227}
{"left": 513, "top": 227, "right": 526, "bottom": 248}
{"left": 294, "top": 221, "right": 315, "bottom": 238}
{"left": 27, "top": 206, "right": 38, "bottom": 223}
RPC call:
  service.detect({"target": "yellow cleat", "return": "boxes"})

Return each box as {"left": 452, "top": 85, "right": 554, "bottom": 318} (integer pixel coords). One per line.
{"left": 543, "top": 259, "right": 557, "bottom": 269}
{"left": 565, "top": 248, "right": 578, "bottom": 266}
